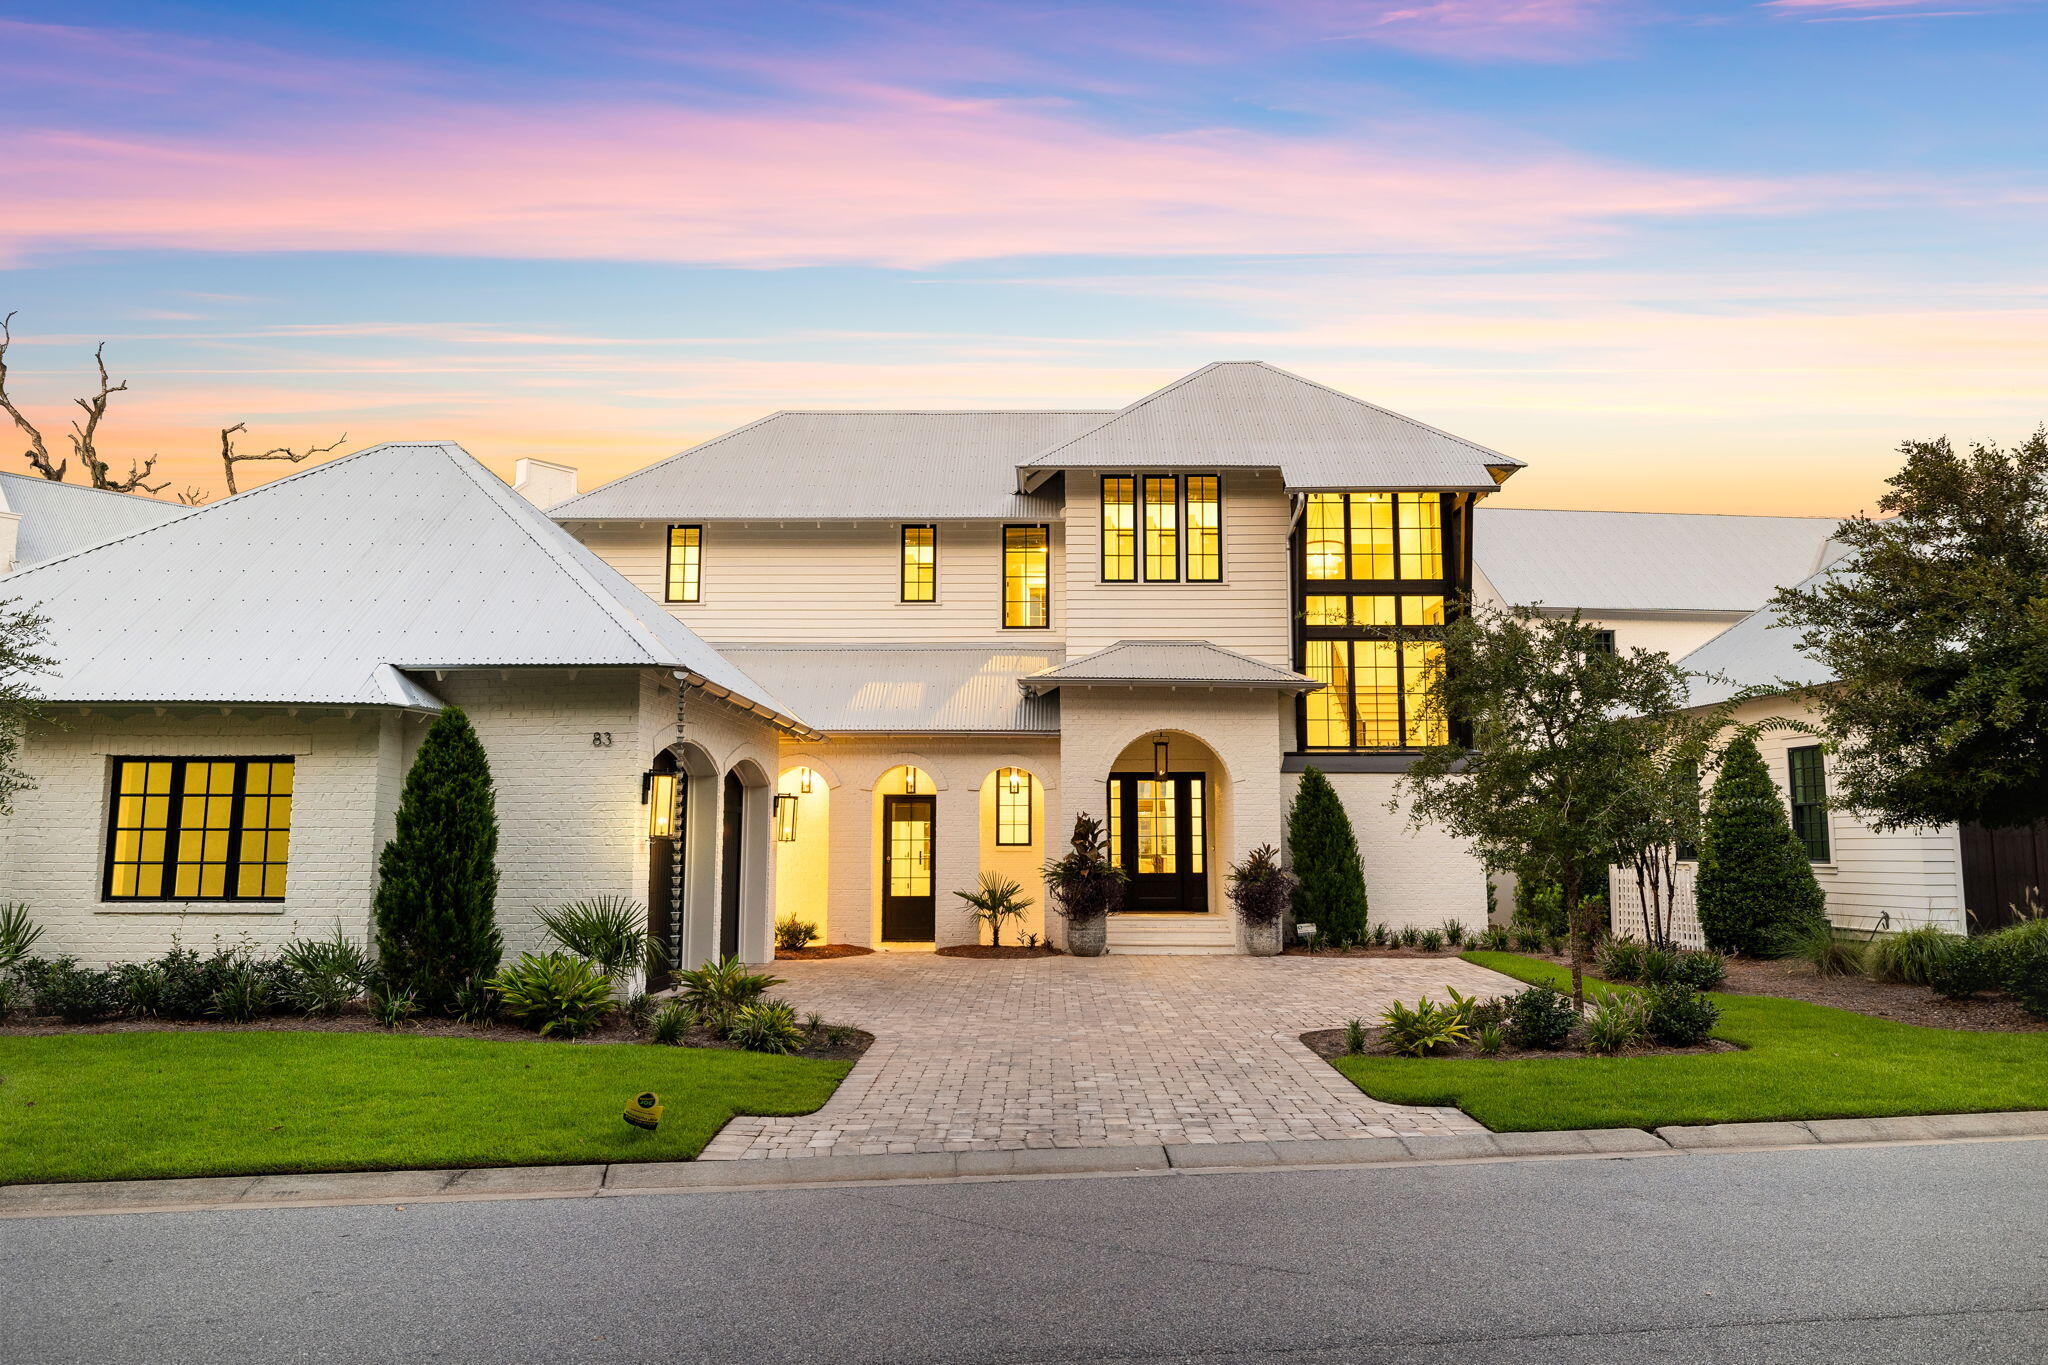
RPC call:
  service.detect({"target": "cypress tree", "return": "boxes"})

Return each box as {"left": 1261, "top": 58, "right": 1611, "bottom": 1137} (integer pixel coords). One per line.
{"left": 1694, "top": 733, "right": 1828, "bottom": 957}
{"left": 373, "top": 707, "right": 502, "bottom": 1010}
{"left": 1286, "top": 766, "right": 1369, "bottom": 944}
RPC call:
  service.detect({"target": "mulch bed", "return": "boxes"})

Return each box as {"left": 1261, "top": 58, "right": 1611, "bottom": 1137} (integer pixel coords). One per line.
{"left": 934, "top": 944, "right": 1065, "bottom": 959}
{"left": 1300, "top": 1026, "right": 1734, "bottom": 1062}
{"left": 775, "top": 943, "right": 875, "bottom": 961}
{"left": 0, "top": 1008, "right": 876, "bottom": 1061}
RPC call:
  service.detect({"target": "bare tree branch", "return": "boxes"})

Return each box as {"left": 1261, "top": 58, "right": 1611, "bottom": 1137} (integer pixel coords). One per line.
{"left": 66, "top": 344, "right": 166, "bottom": 494}
{"left": 220, "top": 422, "right": 349, "bottom": 495}
{"left": 0, "top": 312, "right": 66, "bottom": 482}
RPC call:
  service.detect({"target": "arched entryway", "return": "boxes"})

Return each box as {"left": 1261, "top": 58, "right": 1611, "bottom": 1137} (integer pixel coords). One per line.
{"left": 978, "top": 766, "right": 1047, "bottom": 944}
{"left": 720, "top": 770, "right": 746, "bottom": 959}
{"left": 774, "top": 764, "right": 831, "bottom": 942}
{"left": 874, "top": 764, "right": 938, "bottom": 943}
{"left": 1105, "top": 731, "right": 1228, "bottom": 915}
{"left": 648, "top": 740, "right": 720, "bottom": 978}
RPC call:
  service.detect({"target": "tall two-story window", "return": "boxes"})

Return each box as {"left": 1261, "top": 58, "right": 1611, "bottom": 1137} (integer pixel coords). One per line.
{"left": 900, "top": 525, "right": 936, "bottom": 602}
{"left": 1787, "top": 746, "right": 1830, "bottom": 862}
{"left": 1296, "top": 492, "right": 1465, "bottom": 752}
{"left": 1003, "top": 525, "right": 1050, "bottom": 628}
{"left": 665, "top": 525, "right": 701, "bottom": 603}
{"left": 1100, "top": 473, "right": 1221, "bottom": 582}
{"left": 104, "top": 757, "right": 294, "bottom": 901}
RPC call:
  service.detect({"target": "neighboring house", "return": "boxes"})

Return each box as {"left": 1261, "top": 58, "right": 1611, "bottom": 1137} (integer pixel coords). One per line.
{"left": 0, "top": 470, "right": 190, "bottom": 572}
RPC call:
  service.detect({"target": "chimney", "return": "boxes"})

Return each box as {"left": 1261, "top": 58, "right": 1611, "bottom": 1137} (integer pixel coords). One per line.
{"left": 512, "top": 458, "right": 577, "bottom": 509}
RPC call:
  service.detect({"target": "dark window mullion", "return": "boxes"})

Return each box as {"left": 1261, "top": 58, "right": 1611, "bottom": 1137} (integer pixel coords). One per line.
{"left": 162, "top": 757, "right": 190, "bottom": 895}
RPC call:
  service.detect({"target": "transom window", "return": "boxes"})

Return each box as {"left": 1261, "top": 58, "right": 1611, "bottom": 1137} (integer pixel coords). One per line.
{"left": 1003, "top": 524, "right": 1051, "bottom": 628}
{"left": 104, "top": 757, "right": 294, "bottom": 901}
{"left": 665, "top": 525, "right": 701, "bottom": 603}
{"left": 994, "top": 768, "right": 1033, "bottom": 845}
{"left": 1787, "top": 746, "right": 1830, "bottom": 862}
{"left": 900, "top": 525, "right": 936, "bottom": 602}
{"left": 1100, "top": 474, "right": 1222, "bottom": 583}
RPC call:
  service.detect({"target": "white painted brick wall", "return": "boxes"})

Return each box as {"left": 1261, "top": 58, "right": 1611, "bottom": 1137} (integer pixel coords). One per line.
{"left": 1317, "top": 771, "right": 1489, "bottom": 933}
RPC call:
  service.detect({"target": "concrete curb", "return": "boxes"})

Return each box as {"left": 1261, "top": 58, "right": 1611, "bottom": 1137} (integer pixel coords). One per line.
{"left": 6, "top": 1111, "right": 2046, "bottom": 1219}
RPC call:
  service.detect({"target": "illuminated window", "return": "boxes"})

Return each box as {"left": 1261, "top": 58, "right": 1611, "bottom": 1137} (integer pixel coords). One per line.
{"left": 1003, "top": 524, "right": 1050, "bottom": 628}
{"left": 1101, "top": 477, "right": 1136, "bottom": 582}
{"left": 1105, "top": 779, "right": 1123, "bottom": 868}
{"left": 104, "top": 757, "right": 293, "bottom": 901}
{"left": 1301, "top": 494, "right": 1445, "bottom": 582}
{"left": 1300, "top": 641, "right": 1446, "bottom": 750}
{"left": 665, "top": 525, "right": 701, "bottom": 603}
{"left": 1304, "top": 596, "right": 1445, "bottom": 628}
{"left": 1305, "top": 494, "right": 1347, "bottom": 581}
{"left": 1396, "top": 492, "right": 1444, "bottom": 580}
{"left": 1185, "top": 475, "right": 1220, "bottom": 581}
{"left": 1142, "top": 476, "right": 1179, "bottom": 582}
{"left": 900, "top": 525, "right": 936, "bottom": 602}
{"left": 995, "top": 769, "right": 1033, "bottom": 845}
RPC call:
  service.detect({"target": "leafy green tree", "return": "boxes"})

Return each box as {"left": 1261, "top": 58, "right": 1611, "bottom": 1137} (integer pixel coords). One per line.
{"left": 1287, "top": 765, "right": 1369, "bottom": 944}
{"left": 1400, "top": 607, "right": 1695, "bottom": 1005}
{"left": 1694, "top": 732, "right": 1828, "bottom": 956}
{"left": 374, "top": 707, "right": 502, "bottom": 1010}
{"left": 1772, "top": 431, "right": 2048, "bottom": 830}
{"left": 0, "top": 597, "right": 53, "bottom": 816}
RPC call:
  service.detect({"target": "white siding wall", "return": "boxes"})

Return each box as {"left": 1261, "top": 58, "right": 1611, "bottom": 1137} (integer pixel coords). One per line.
{"left": 1061, "top": 470, "right": 1293, "bottom": 666}
{"left": 571, "top": 521, "right": 1066, "bottom": 645}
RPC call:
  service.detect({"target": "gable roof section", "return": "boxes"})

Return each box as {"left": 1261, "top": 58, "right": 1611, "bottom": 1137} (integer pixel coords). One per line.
{"left": 1021, "top": 640, "right": 1318, "bottom": 694}
{"left": 1023, "top": 362, "right": 1523, "bottom": 492}
{"left": 721, "top": 644, "right": 1061, "bottom": 732}
{"left": 7, "top": 442, "right": 807, "bottom": 728}
{"left": 1475, "top": 507, "right": 1841, "bottom": 615}
{"left": 549, "top": 411, "right": 1110, "bottom": 522}
{"left": 0, "top": 470, "right": 191, "bottom": 568}
{"left": 1679, "top": 563, "right": 1843, "bottom": 709}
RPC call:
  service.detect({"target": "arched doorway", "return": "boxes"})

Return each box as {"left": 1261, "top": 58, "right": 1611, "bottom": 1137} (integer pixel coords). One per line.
{"left": 1105, "top": 731, "right": 1225, "bottom": 915}
{"left": 775, "top": 765, "right": 830, "bottom": 942}
{"left": 720, "top": 770, "right": 745, "bottom": 959}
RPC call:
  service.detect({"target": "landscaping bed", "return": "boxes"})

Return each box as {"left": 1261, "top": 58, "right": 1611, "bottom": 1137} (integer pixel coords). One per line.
{"left": 935, "top": 944, "right": 1065, "bottom": 959}
{"left": 774, "top": 943, "right": 875, "bottom": 961}
{"left": 1300, "top": 1025, "right": 1734, "bottom": 1062}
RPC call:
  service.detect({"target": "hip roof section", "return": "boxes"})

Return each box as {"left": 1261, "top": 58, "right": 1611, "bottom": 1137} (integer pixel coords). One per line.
{"left": 1021, "top": 640, "right": 1318, "bottom": 694}
{"left": 720, "top": 644, "right": 1063, "bottom": 732}
{"left": 0, "top": 470, "right": 191, "bottom": 569}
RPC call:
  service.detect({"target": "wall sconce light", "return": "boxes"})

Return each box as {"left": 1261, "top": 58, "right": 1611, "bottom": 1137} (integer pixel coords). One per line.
{"left": 1152, "top": 735, "right": 1170, "bottom": 781}
{"left": 774, "top": 793, "right": 799, "bottom": 842}
{"left": 643, "top": 770, "right": 677, "bottom": 839}
{"left": 904, "top": 767, "right": 920, "bottom": 794}
{"left": 798, "top": 767, "right": 814, "bottom": 795}
{"left": 1006, "top": 767, "right": 1024, "bottom": 796}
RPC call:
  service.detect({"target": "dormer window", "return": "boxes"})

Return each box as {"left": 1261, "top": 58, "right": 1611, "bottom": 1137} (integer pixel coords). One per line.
{"left": 1100, "top": 474, "right": 1222, "bottom": 583}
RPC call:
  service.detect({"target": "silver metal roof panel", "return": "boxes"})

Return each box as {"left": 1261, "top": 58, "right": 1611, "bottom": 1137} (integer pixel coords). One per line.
{"left": 721, "top": 644, "right": 1062, "bottom": 732}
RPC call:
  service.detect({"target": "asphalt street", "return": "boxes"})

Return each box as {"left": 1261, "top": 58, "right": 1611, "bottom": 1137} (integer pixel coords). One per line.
{"left": 4, "top": 1139, "right": 2045, "bottom": 1364}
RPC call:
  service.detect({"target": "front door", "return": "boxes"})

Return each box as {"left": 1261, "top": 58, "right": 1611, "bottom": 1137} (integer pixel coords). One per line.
{"left": 881, "top": 794, "right": 936, "bottom": 941}
{"left": 719, "top": 772, "right": 744, "bottom": 959}
{"left": 1108, "top": 773, "right": 1209, "bottom": 913}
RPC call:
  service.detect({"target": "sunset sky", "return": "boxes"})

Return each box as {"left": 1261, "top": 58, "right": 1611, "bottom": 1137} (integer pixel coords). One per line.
{"left": 3, "top": 0, "right": 2043, "bottom": 513}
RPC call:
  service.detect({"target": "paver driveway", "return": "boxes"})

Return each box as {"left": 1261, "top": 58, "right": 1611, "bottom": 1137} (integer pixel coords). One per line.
{"left": 700, "top": 951, "right": 1523, "bottom": 1159}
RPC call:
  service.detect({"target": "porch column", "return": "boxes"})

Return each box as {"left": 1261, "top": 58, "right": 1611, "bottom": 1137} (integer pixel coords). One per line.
{"left": 933, "top": 774, "right": 981, "bottom": 947}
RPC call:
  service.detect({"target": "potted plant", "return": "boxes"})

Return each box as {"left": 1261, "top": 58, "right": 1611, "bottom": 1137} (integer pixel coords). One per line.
{"left": 1228, "top": 844, "right": 1296, "bottom": 956}
{"left": 1044, "top": 812, "right": 1125, "bottom": 957}
{"left": 953, "top": 872, "right": 1035, "bottom": 948}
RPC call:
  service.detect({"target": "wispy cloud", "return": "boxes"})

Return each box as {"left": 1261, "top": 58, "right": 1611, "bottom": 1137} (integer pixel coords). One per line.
{"left": 1284, "top": 0, "right": 1634, "bottom": 61}
{"left": 1760, "top": 0, "right": 2009, "bottom": 16}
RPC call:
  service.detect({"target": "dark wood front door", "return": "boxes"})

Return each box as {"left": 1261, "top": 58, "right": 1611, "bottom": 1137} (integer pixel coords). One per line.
{"left": 1108, "top": 773, "right": 1209, "bottom": 913}
{"left": 719, "top": 772, "right": 744, "bottom": 959}
{"left": 1962, "top": 818, "right": 2048, "bottom": 934}
{"left": 881, "top": 794, "right": 937, "bottom": 942}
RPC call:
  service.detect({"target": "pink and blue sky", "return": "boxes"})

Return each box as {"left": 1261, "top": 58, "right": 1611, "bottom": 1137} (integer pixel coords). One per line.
{"left": 3, "top": 0, "right": 2043, "bottom": 511}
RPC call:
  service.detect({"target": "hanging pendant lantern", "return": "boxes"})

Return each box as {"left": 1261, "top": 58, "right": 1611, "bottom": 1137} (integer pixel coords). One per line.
{"left": 1152, "top": 734, "right": 1170, "bottom": 781}
{"left": 904, "top": 766, "right": 920, "bottom": 794}
{"left": 1007, "top": 767, "right": 1024, "bottom": 796}
{"left": 798, "top": 767, "right": 814, "bottom": 794}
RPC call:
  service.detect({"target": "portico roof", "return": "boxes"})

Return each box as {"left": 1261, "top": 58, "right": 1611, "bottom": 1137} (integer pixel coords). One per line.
{"left": 1020, "top": 640, "right": 1319, "bottom": 695}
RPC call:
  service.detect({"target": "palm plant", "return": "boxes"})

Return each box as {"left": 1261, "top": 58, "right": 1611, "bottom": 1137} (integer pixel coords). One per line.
{"left": 675, "top": 955, "right": 784, "bottom": 1035}
{"left": 539, "top": 897, "right": 662, "bottom": 977}
{"left": 953, "top": 872, "right": 1035, "bottom": 948}
{"left": 0, "top": 904, "right": 44, "bottom": 971}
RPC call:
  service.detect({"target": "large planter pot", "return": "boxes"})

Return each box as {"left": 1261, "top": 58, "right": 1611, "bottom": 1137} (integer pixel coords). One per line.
{"left": 1067, "top": 915, "right": 1109, "bottom": 957}
{"left": 1241, "top": 918, "right": 1283, "bottom": 957}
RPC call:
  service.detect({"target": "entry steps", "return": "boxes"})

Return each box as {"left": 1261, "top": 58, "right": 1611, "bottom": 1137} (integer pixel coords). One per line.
{"left": 1105, "top": 912, "right": 1238, "bottom": 955}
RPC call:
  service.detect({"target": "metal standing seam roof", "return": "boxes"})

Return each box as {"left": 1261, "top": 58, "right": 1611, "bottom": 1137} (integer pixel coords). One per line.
{"left": 5, "top": 441, "right": 810, "bottom": 730}
{"left": 1678, "top": 561, "right": 1845, "bottom": 709}
{"left": 719, "top": 644, "right": 1063, "bottom": 733}
{"left": 1474, "top": 507, "right": 1842, "bottom": 614}
{"left": 1021, "top": 640, "right": 1318, "bottom": 694}
{"left": 1021, "top": 362, "right": 1524, "bottom": 492}
{"left": 0, "top": 470, "right": 192, "bottom": 569}
{"left": 547, "top": 411, "right": 1111, "bottom": 522}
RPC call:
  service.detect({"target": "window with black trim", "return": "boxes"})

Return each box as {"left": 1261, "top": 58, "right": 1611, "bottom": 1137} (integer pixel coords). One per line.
{"left": 1003, "top": 525, "right": 1050, "bottom": 628}
{"left": 105, "top": 757, "right": 294, "bottom": 901}
{"left": 995, "top": 768, "right": 1033, "bottom": 845}
{"left": 1787, "top": 745, "right": 1830, "bottom": 862}
{"left": 1101, "top": 476, "right": 1136, "bottom": 581}
{"left": 1099, "top": 473, "right": 1221, "bottom": 583}
{"left": 665, "top": 525, "right": 701, "bottom": 603}
{"left": 901, "top": 525, "right": 936, "bottom": 602}
{"left": 1591, "top": 629, "right": 1617, "bottom": 654}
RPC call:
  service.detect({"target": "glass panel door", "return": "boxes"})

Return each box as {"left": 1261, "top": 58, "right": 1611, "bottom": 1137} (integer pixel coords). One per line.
{"left": 882, "top": 795, "right": 937, "bottom": 941}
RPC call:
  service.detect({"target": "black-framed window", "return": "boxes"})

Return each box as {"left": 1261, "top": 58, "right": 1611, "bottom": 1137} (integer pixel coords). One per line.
{"left": 1294, "top": 492, "right": 1466, "bottom": 753}
{"left": 995, "top": 768, "right": 1033, "bottom": 845}
{"left": 665, "top": 525, "right": 701, "bottom": 603}
{"left": 104, "top": 757, "right": 294, "bottom": 901}
{"left": 1099, "top": 473, "right": 1222, "bottom": 583}
{"left": 1003, "top": 524, "right": 1051, "bottom": 628}
{"left": 900, "top": 525, "right": 936, "bottom": 602}
{"left": 1787, "top": 745, "right": 1830, "bottom": 862}
{"left": 1591, "top": 629, "right": 1617, "bottom": 654}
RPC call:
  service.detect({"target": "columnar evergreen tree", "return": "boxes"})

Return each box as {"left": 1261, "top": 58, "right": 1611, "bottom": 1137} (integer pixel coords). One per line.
{"left": 1286, "top": 766, "right": 1369, "bottom": 944}
{"left": 374, "top": 707, "right": 502, "bottom": 1010}
{"left": 1694, "top": 733, "right": 1828, "bottom": 957}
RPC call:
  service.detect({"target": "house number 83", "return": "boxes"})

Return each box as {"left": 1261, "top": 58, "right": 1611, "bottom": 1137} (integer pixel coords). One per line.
{"left": 591, "top": 731, "right": 614, "bottom": 748}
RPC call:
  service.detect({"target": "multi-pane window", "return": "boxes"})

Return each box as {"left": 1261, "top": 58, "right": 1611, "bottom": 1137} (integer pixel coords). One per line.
{"left": 900, "top": 525, "right": 936, "bottom": 602}
{"left": 1787, "top": 746, "right": 1830, "bottom": 862}
{"left": 665, "top": 525, "right": 701, "bottom": 603}
{"left": 1303, "top": 640, "right": 1446, "bottom": 749}
{"left": 1304, "top": 493, "right": 1444, "bottom": 582}
{"left": 104, "top": 757, "right": 294, "bottom": 901}
{"left": 995, "top": 769, "right": 1033, "bottom": 846}
{"left": 1590, "top": 629, "right": 1618, "bottom": 654}
{"left": 1101, "top": 476, "right": 1137, "bottom": 582}
{"left": 1099, "top": 473, "right": 1221, "bottom": 583}
{"left": 1003, "top": 524, "right": 1051, "bottom": 628}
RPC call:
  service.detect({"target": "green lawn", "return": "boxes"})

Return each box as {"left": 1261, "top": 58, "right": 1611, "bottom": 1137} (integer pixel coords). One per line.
{"left": 1331, "top": 951, "right": 2048, "bottom": 1132}
{"left": 0, "top": 1030, "right": 851, "bottom": 1185}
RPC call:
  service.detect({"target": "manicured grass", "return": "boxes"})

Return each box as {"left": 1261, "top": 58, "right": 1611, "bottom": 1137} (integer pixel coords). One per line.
{"left": 0, "top": 1030, "right": 850, "bottom": 1185}
{"left": 1331, "top": 951, "right": 2048, "bottom": 1132}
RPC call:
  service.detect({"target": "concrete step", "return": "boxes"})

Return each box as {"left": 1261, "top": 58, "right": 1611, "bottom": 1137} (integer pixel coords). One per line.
{"left": 1107, "top": 914, "right": 1237, "bottom": 954}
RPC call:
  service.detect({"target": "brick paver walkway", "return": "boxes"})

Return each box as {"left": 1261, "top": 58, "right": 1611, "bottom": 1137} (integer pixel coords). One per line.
{"left": 700, "top": 952, "right": 1524, "bottom": 1159}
